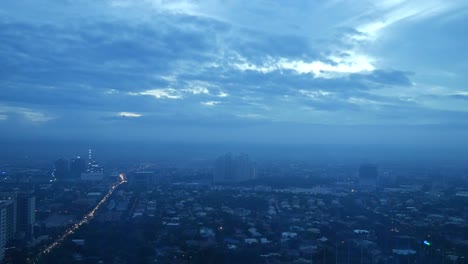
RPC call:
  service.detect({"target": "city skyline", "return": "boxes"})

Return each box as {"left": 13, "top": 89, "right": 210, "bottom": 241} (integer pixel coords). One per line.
{"left": 1, "top": 1, "right": 468, "bottom": 263}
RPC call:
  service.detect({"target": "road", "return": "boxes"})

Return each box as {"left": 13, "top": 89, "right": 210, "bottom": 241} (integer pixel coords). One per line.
{"left": 32, "top": 173, "right": 127, "bottom": 263}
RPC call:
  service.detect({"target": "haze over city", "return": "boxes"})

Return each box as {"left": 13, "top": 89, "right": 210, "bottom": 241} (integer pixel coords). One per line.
{"left": 1, "top": 1, "right": 468, "bottom": 264}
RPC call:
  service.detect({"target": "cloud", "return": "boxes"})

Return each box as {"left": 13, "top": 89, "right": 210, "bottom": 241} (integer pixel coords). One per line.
{"left": 181, "top": 81, "right": 213, "bottom": 95}
{"left": 0, "top": 105, "right": 56, "bottom": 122}
{"left": 217, "top": 91, "right": 229, "bottom": 98}
{"left": 22, "top": 111, "right": 56, "bottom": 122}
{"left": 351, "top": 70, "right": 413, "bottom": 86}
{"left": 231, "top": 52, "right": 375, "bottom": 78}
{"left": 355, "top": 0, "right": 459, "bottom": 40}
{"left": 118, "top": 112, "right": 142, "bottom": 118}
{"left": 0, "top": 0, "right": 467, "bottom": 144}
{"left": 129, "top": 89, "right": 183, "bottom": 99}
{"left": 201, "top": 101, "right": 220, "bottom": 106}
{"left": 299, "top": 90, "right": 333, "bottom": 99}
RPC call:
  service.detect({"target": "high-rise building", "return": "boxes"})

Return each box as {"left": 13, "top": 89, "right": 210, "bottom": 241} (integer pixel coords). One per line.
{"left": 0, "top": 200, "right": 16, "bottom": 242}
{"left": 86, "top": 149, "right": 103, "bottom": 174}
{"left": 214, "top": 153, "right": 256, "bottom": 183}
{"left": 0, "top": 199, "right": 17, "bottom": 261}
{"left": 15, "top": 191, "right": 35, "bottom": 240}
{"left": 0, "top": 202, "right": 8, "bottom": 261}
{"left": 53, "top": 158, "right": 69, "bottom": 179}
{"left": 0, "top": 191, "right": 35, "bottom": 242}
{"left": 88, "top": 149, "right": 93, "bottom": 169}
{"left": 70, "top": 156, "right": 87, "bottom": 179}
{"left": 82, "top": 149, "right": 104, "bottom": 181}
{"left": 359, "top": 164, "right": 378, "bottom": 190}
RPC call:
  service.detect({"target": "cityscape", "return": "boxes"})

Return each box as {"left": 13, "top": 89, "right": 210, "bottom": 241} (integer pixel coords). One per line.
{"left": 1, "top": 0, "right": 468, "bottom": 263}
{"left": 0, "top": 148, "right": 467, "bottom": 263}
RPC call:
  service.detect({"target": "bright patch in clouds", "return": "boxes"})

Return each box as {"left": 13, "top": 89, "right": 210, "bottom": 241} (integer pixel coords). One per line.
{"left": 217, "top": 91, "right": 229, "bottom": 98}
{"left": 130, "top": 89, "right": 183, "bottom": 99}
{"left": 22, "top": 111, "right": 55, "bottom": 122}
{"left": 234, "top": 53, "right": 375, "bottom": 78}
{"left": 281, "top": 54, "right": 374, "bottom": 78}
{"left": 0, "top": 106, "right": 56, "bottom": 122}
{"left": 299, "top": 90, "right": 333, "bottom": 99}
{"left": 129, "top": 85, "right": 226, "bottom": 101}
{"left": 118, "top": 112, "right": 142, "bottom": 118}
{"left": 201, "top": 101, "right": 220, "bottom": 106}
{"left": 183, "top": 86, "right": 210, "bottom": 95}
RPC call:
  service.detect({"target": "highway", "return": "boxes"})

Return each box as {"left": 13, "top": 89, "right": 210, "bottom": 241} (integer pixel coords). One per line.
{"left": 32, "top": 173, "right": 127, "bottom": 263}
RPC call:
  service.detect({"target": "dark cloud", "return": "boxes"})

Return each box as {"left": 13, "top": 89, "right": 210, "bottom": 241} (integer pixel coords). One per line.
{"left": 450, "top": 94, "right": 468, "bottom": 100}
{"left": 229, "top": 29, "right": 318, "bottom": 60}
{"left": 351, "top": 70, "right": 413, "bottom": 86}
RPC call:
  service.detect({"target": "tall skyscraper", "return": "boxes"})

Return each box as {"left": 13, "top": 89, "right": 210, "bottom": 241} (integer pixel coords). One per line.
{"left": 214, "top": 153, "right": 256, "bottom": 183}
{"left": 86, "top": 149, "right": 103, "bottom": 174}
{"left": 82, "top": 149, "right": 104, "bottom": 181}
{"left": 16, "top": 191, "right": 35, "bottom": 240}
{"left": 0, "top": 191, "right": 35, "bottom": 242}
{"left": 0, "top": 200, "right": 16, "bottom": 242}
{"left": 88, "top": 149, "right": 93, "bottom": 169}
{"left": 70, "top": 156, "right": 87, "bottom": 179}
{"left": 359, "top": 164, "right": 378, "bottom": 190}
{"left": 0, "top": 202, "right": 7, "bottom": 261}
{"left": 0, "top": 199, "right": 16, "bottom": 261}
{"left": 53, "top": 158, "right": 69, "bottom": 179}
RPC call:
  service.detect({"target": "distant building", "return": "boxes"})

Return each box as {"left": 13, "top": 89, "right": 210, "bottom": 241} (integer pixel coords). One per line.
{"left": 128, "top": 171, "right": 156, "bottom": 186}
{"left": 0, "top": 200, "right": 16, "bottom": 242}
{"left": 359, "top": 164, "right": 378, "bottom": 190}
{"left": 81, "top": 172, "right": 104, "bottom": 181}
{"left": 0, "top": 200, "right": 17, "bottom": 262}
{"left": 82, "top": 149, "right": 104, "bottom": 181}
{"left": 214, "top": 153, "right": 256, "bottom": 183}
{"left": 16, "top": 191, "right": 35, "bottom": 240}
{"left": 127, "top": 170, "right": 173, "bottom": 186}
{"left": 53, "top": 158, "right": 69, "bottom": 179}
{"left": 88, "top": 149, "right": 93, "bottom": 168}
{"left": 0, "top": 201, "right": 8, "bottom": 261}
{"left": 70, "top": 157, "right": 87, "bottom": 179}
{"left": 0, "top": 191, "right": 35, "bottom": 241}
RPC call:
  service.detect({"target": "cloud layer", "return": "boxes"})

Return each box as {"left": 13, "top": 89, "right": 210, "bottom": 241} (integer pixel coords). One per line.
{"left": 1, "top": 0, "right": 468, "bottom": 144}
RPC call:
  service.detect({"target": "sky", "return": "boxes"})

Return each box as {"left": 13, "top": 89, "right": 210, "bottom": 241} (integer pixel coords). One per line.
{"left": 1, "top": 0, "right": 468, "bottom": 146}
